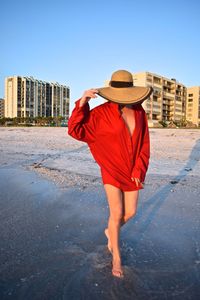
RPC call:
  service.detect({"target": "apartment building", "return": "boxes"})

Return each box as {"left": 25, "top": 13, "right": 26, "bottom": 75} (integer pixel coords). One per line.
{"left": 0, "top": 98, "right": 5, "bottom": 118}
{"left": 186, "top": 87, "right": 200, "bottom": 126}
{"left": 5, "top": 76, "right": 70, "bottom": 118}
{"left": 132, "top": 72, "right": 187, "bottom": 126}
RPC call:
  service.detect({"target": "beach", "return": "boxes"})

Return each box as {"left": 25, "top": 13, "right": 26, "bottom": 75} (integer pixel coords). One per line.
{"left": 0, "top": 127, "right": 200, "bottom": 299}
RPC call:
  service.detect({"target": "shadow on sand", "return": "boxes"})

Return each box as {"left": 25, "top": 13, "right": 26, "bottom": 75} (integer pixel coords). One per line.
{"left": 132, "top": 138, "right": 200, "bottom": 243}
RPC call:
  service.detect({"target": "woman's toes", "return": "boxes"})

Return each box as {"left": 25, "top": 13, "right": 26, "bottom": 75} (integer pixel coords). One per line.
{"left": 112, "top": 261, "right": 124, "bottom": 278}
{"left": 112, "top": 269, "right": 124, "bottom": 278}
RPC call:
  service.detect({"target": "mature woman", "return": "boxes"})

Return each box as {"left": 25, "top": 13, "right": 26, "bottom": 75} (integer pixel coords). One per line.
{"left": 68, "top": 70, "right": 152, "bottom": 278}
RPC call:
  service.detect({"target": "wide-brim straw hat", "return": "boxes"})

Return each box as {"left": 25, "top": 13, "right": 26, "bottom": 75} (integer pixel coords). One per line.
{"left": 97, "top": 70, "right": 153, "bottom": 105}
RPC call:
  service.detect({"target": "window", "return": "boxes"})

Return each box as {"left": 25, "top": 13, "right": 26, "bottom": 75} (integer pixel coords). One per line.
{"left": 188, "top": 93, "right": 193, "bottom": 97}
{"left": 153, "top": 96, "right": 158, "bottom": 102}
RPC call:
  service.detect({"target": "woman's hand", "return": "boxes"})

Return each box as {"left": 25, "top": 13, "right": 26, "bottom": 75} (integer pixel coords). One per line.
{"left": 131, "top": 177, "right": 144, "bottom": 188}
{"left": 79, "top": 89, "right": 99, "bottom": 107}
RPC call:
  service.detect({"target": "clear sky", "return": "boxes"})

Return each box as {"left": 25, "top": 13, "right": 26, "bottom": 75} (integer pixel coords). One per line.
{"left": 1, "top": 0, "right": 200, "bottom": 109}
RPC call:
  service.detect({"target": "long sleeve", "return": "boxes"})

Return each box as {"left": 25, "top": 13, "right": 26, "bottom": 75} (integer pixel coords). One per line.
{"left": 68, "top": 99, "right": 97, "bottom": 144}
{"left": 131, "top": 112, "right": 150, "bottom": 183}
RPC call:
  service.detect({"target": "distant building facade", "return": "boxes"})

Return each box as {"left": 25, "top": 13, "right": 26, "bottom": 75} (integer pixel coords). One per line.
{"left": 5, "top": 76, "right": 70, "bottom": 118}
{"left": 186, "top": 86, "right": 200, "bottom": 126}
{"left": 0, "top": 98, "right": 5, "bottom": 118}
{"left": 132, "top": 72, "right": 187, "bottom": 126}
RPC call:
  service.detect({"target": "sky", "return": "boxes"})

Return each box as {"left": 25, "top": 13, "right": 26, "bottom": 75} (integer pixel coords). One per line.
{"left": 0, "top": 0, "right": 200, "bottom": 109}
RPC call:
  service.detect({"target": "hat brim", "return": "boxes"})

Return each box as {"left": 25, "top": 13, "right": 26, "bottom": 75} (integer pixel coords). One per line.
{"left": 97, "top": 86, "right": 153, "bottom": 105}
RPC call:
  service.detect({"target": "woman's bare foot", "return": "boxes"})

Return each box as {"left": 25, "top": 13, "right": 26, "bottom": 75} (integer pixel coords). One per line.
{"left": 112, "top": 258, "right": 124, "bottom": 278}
{"left": 104, "top": 228, "right": 112, "bottom": 254}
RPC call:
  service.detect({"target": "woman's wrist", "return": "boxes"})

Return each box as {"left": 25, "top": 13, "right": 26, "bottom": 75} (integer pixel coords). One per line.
{"left": 79, "top": 89, "right": 98, "bottom": 107}
{"left": 79, "top": 97, "right": 88, "bottom": 107}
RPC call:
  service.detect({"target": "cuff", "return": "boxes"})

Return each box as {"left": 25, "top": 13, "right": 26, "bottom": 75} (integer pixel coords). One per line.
{"left": 74, "top": 99, "right": 90, "bottom": 114}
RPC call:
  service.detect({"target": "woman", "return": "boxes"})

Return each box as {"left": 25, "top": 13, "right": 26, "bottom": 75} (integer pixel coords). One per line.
{"left": 68, "top": 70, "right": 152, "bottom": 278}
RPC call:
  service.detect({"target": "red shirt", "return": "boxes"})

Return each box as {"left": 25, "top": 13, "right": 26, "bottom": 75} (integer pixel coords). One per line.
{"left": 68, "top": 99, "right": 150, "bottom": 191}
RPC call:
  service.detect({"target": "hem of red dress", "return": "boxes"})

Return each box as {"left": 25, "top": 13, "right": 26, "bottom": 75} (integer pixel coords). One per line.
{"left": 102, "top": 180, "right": 143, "bottom": 192}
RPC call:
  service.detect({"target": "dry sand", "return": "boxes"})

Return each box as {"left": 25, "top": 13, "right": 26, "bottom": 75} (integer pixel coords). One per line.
{"left": 0, "top": 127, "right": 200, "bottom": 299}
{"left": 0, "top": 127, "right": 200, "bottom": 187}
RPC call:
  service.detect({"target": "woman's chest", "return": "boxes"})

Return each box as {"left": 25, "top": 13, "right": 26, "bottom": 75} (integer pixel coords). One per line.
{"left": 96, "top": 109, "right": 143, "bottom": 140}
{"left": 121, "top": 109, "right": 136, "bottom": 137}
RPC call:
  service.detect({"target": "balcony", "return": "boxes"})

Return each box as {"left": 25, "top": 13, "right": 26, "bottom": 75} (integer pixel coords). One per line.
{"left": 163, "top": 99, "right": 173, "bottom": 105}
{"left": 146, "top": 77, "right": 152, "bottom": 83}
{"left": 163, "top": 91, "right": 175, "bottom": 98}
{"left": 175, "top": 96, "right": 182, "bottom": 101}
{"left": 162, "top": 112, "right": 171, "bottom": 117}
{"left": 153, "top": 107, "right": 161, "bottom": 113}
{"left": 145, "top": 102, "right": 151, "bottom": 107}
{"left": 163, "top": 108, "right": 173, "bottom": 113}
{"left": 153, "top": 90, "right": 161, "bottom": 97}
{"left": 153, "top": 83, "right": 162, "bottom": 89}
{"left": 153, "top": 76, "right": 161, "bottom": 83}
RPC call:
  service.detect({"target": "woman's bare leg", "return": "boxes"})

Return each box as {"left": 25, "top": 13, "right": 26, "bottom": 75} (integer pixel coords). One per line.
{"left": 121, "top": 190, "right": 139, "bottom": 225}
{"left": 104, "top": 184, "right": 124, "bottom": 277}
{"left": 104, "top": 228, "right": 112, "bottom": 253}
{"left": 105, "top": 190, "right": 139, "bottom": 238}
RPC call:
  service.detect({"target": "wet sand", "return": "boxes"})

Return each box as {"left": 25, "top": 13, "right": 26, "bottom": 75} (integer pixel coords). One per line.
{"left": 0, "top": 127, "right": 200, "bottom": 299}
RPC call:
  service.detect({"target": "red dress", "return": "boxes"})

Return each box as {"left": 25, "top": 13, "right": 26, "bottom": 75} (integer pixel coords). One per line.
{"left": 68, "top": 99, "right": 150, "bottom": 191}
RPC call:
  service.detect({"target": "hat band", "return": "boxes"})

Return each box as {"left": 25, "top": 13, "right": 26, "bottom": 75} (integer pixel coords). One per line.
{"left": 110, "top": 81, "right": 133, "bottom": 88}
